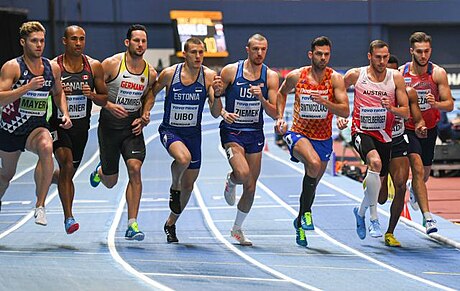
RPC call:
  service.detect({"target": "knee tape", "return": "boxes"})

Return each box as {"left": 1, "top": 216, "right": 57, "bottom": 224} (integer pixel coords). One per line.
{"left": 169, "top": 189, "right": 182, "bottom": 215}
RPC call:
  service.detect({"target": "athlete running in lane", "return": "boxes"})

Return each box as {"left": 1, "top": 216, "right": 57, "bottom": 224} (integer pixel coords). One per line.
{"left": 90, "top": 24, "right": 157, "bottom": 241}
{"left": 152, "top": 37, "right": 222, "bottom": 243}
{"left": 276, "top": 36, "right": 349, "bottom": 247}
{"left": 0, "top": 21, "right": 72, "bottom": 224}
{"left": 213, "top": 34, "right": 279, "bottom": 246}
{"left": 49, "top": 25, "right": 108, "bottom": 234}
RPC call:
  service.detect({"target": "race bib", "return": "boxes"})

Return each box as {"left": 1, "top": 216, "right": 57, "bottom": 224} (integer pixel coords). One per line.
{"left": 19, "top": 90, "right": 49, "bottom": 116}
{"left": 360, "top": 107, "right": 387, "bottom": 130}
{"left": 416, "top": 89, "right": 431, "bottom": 111}
{"left": 299, "top": 93, "right": 328, "bottom": 119}
{"left": 234, "top": 100, "right": 261, "bottom": 124}
{"left": 116, "top": 87, "right": 143, "bottom": 112}
{"left": 169, "top": 103, "right": 199, "bottom": 127}
{"left": 392, "top": 116, "right": 405, "bottom": 137}
{"left": 58, "top": 95, "right": 87, "bottom": 119}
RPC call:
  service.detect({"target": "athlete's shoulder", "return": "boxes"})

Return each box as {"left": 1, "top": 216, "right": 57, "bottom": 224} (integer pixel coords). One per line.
{"left": 102, "top": 52, "right": 123, "bottom": 66}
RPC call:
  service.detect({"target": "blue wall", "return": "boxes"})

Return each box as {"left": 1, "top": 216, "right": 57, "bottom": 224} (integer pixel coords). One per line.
{"left": 1, "top": 0, "right": 459, "bottom": 68}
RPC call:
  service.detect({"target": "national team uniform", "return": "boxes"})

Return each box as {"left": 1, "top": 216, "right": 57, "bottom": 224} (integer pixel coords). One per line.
{"left": 159, "top": 63, "right": 207, "bottom": 169}
{"left": 98, "top": 54, "right": 149, "bottom": 175}
{"left": 0, "top": 56, "right": 54, "bottom": 152}
{"left": 220, "top": 60, "right": 268, "bottom": 153}
{"left": 49, "top": 54, "right": 94, "bottom": 168}
{"left": 390, "top": 116, "right": 409, "bottom": 159}
{"left": 402, "top": 62, "right": 439, "bottom": 166}
{"left": 283, "top": 67, "right": 334, "bottom": 162}
{"left": 351, "top": 67, "right": 396, "bottom": 176}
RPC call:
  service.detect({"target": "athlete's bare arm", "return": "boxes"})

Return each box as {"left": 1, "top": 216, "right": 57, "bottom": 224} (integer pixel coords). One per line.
{"left": 132, "top": 65, "right": 157, "bottom": 136}
{"left": 101, "top": 54, "right": 128, "bottom": 119}
{"left": 343, "top": 68, "right": 360, "bottom": 88}
{"left": 88, "top": 58, "right": 108, "bottom": 107}
{"left": 275, "top": 68, "right": 301, "bottom": 133}
{"left": 324, "top": 71, "right": 349, "bottom": 118}
{"left": 151, "top": 65, "right": 175, "bottom": 97}
{"left": 50, "top": 62, "right": 72, "bottom": 129}
{"left": 389, "top": 71, "right": 410, "bottom": 119}
{"left": 204, "top": 67, "right": 222, "bottom": 118}
{"left": 432, "top": 65, "right": 454, "bottom": 112}
{"left": 0, "top": 60, "right": 45, "bottom": 106}
{"left": 260, "top": 68, "right": 279, "bottom": 119}
{"left": 407, "top": 86, "right": 427, "bottom": 138}
{"left": 219, "top": 63, "right": 239, "bottom": 124}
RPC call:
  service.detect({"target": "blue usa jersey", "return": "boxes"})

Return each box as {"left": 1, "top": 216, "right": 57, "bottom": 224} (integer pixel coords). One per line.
{"left": 161, "top": 63, "right": 207, "bottom": 135}
{"left": 220, "top": 60, "right": 268, "bottom": 131}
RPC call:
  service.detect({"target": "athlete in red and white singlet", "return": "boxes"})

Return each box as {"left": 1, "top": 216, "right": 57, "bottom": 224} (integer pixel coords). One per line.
{"left": 351, "top": 66, "right": 396, "bottom": 143}
{"left": 340, "top": 40, "right": 408, "bottom": 240}
{"left": 398, "top": 32, "right": 453, "bottom": 235}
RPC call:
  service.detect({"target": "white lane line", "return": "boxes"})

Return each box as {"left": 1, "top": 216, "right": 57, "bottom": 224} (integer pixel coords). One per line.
{"left": 424, "top": 272, "right": 460, "bottom": 276}
{"left": 260, "top": 152, "right": 456, "bottom": 291}
{"left": 1, "top": 201, "right": 32, "bottom": 205}
{"left": 194, "top": 183, "right": 320, "bottom": 291}
{"left": 107, "top": 131, "right": 173, "bottom": 291}
{"left": 189, "top": 234, "right": 320, "bottom": 239}
{"left": 265, "top": 150, "right": 460, "bottom": 250}
{"left": 143, "top": 272, "right": 286, "bottom": 282}
{"left": 0, "top": 147, "right": 100, "bottom": 240}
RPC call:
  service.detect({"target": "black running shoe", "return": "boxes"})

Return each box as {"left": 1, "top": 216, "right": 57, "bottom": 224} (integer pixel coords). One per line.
{"left": 164, "top": 223, "right": 179, "bottom": 243}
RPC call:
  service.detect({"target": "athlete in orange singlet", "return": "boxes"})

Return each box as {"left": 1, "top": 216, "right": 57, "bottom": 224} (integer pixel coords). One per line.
{"left": 276, "top": 36, "right": 349, "bottom": 247}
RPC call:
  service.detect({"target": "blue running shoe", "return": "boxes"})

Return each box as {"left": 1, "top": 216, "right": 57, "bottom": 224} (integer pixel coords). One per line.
{"left": 90, "top": 162, "right": 101, "bottom": 188}
{"left": 368, "top": 219, "right": 382, "bottom": 238}
{"left": 301, "top": 212, "right": 315, "bottom": 230}
{"left": 353, "top": 207, "right": 366, "bottom": 240}
{"left": 293, "top": 218, "right": 308, "bottom": 247}
{"left": 125, "top": 222, "right": 145, "bottom": 241}
{"left": 64, "top": 217, "right": 79, "bottom": 234}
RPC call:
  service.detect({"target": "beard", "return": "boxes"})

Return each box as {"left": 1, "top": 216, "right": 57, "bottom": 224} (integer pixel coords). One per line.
{"left": 413, "top": 56, "right": 428, "bottom": 67}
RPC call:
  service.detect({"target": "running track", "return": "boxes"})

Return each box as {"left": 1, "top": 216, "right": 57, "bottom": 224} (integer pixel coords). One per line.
{"left": 0, "top": 97, "right": 459, "bottom": 291}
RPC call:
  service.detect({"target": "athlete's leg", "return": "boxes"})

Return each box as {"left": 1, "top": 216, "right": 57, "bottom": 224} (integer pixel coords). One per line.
{"left": 54, "top": 147, "right": 77, "bottom": 219}
{"left": 387, "top": 156, "right": 409, "bottom": 234}
{"left": 360, "top": 149, "right": 382, "bottom": 220}
{"left": 125, "top": 158, "right": 143, "bottom": 221}
{"left": 26, "top": 127, "right": 54, "bottom": 208}
{"left": 408, "top": 153, "right": 430, "bottom": 213}
{"left": 166, "top": 168, "right": 200, "bottom": 226}
{"left": 0, "top": 150, "right": 21, "bottom": 200}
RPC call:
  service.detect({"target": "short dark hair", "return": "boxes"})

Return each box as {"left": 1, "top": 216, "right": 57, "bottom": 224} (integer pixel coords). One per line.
{"left": 184, "top": 37, "right": 204, "bottom": 52}
{"left": 247, "top": 34, "right": 267, "bottom": 48}
{"left": 369, "top": 39, "right": 389, "bottom": 54}
{"left": 63, "top": 25, "right": 84, "bottom": 38}
{"left": 311, "top": 36, "right": 332, "bottom": 52}
{"left": 388, "top": 54, "right": 399, "bottom": 67}
{"left": 126, "top": 24, "right": 147, "bottom": 40}
{"left": 410, "top": 32, "right": 432, "bottom": 48}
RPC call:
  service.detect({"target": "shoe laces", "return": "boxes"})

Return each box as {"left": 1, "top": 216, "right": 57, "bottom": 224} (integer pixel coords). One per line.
{"left": 130, "top": 222, "right": 140, "bottom": 232}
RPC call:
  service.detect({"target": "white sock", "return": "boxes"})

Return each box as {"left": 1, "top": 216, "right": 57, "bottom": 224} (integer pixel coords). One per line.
{"left": 423, "top": 212, "right": 433, "bottom": 221}
{"left": 233, "top": 209, "right": 248, "bottom": 230}
{"left": 128, "top": 218, "right": 137, "bottom": 226}
{"left": 361, "top": 170, "right": 381, "bottom": 220}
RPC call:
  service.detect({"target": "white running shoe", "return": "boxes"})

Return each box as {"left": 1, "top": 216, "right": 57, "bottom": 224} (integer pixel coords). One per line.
{"left": 368, "top": 219, "right": 383, "bottom": 238}
{"left": 224, "top": 172, "right": 236, "bottom": 206}
{"left": 406, "top": 179, "right": 419, "bottom": 211}
{"left": 425, "top": 219, "right": 438, "bottom": 234}
{"left": 34, "top": 206, "right": 47, "bottom": 226}
{"left": 230, "top": 229, "right": 253, "bottom": 246}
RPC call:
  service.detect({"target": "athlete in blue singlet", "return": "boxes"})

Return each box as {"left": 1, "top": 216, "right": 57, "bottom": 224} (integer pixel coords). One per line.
{"left": 213, "top": 34, "right": 279, "bottom": 246}
{"left": 152, "top": 37, "right": 222, "bottom": 243}
{"left": 0, "top": 21, "right": 72, "bottom": 224}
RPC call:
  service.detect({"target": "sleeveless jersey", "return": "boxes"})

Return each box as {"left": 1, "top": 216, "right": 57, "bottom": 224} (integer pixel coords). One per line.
{"left": 402, "top": 62, "right": 440, "bottom": 130}
{"left": 220, "top": 60, "right": 268, "bottom": 131}
{"left": 291, "top": 66, "right": 334, "bottom": 140}
{"left": 1, "top": 56, "right": 54, "bottom": 135}
{"left": 351, "top": 67, "right": 396, "bottom": 143}
{"left": 50, "top": 54, "right": 94, "bottom": 130}
{"left": 100, "top": 54, "right": 149, "bottom": 130}
{"left": 161, "top": 63, "right": 207, "bottom": 135}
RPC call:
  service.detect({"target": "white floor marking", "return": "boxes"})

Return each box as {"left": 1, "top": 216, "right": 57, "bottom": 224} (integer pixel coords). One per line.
{"left": 143, "top": 272, "right": 286, "bottom": 282}
{"left": 261, "top": 151, "right": 456, "bottom": 291}
{"left": 194, "top": 184, "right": 320, "bottom": 290}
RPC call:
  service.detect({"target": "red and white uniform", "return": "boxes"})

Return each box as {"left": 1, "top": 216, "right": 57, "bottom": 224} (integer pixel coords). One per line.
{"left": 402, "top": 62, "right": 440, "bottom": 130}
{"left": 351, "top": 67, "right": 396, "bottom": 143}
{"left": 291, "top": 66, "right": 334, "bottom": 140}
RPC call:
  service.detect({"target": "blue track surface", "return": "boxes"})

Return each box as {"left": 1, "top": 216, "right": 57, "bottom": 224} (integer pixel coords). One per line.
{"left": 0, "top": 99, "right": 459, "bottom": 291}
